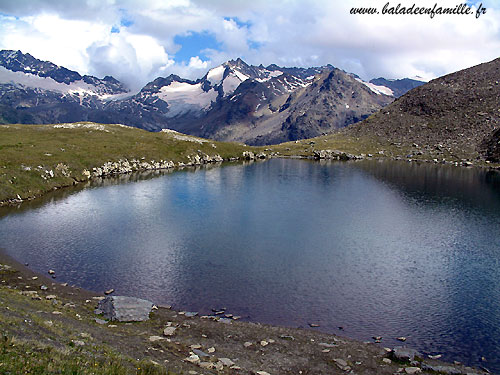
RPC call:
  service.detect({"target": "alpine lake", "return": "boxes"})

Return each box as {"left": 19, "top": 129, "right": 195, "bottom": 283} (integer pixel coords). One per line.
{"left": 1, "top": 158, "right": 499, "bottom": 372}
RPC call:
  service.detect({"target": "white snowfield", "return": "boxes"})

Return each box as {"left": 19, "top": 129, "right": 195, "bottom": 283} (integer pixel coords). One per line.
{"left": 0, "top": 66, "right": 128, "bottom": 99}
{"left": 156, "top": 81, "right": 218, "bottom": 117}
{"left": 355, "top": 78, "right": 394, "bottom": 96}
{"left": 206, "top": 65, "right": 225, "bottom": 85}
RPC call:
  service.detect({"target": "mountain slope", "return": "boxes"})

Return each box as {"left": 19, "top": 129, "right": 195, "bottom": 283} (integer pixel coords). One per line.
{"left": 346, "top": 57, "right": 500, "bottom": 161}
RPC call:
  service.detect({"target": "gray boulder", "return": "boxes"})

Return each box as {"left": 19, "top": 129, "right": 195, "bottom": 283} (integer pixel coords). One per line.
{"left": 97, "top": 296, "right": 154, "bottom": 322}
{"left": 391, "top": 346, "right": 422, "bottom": 362}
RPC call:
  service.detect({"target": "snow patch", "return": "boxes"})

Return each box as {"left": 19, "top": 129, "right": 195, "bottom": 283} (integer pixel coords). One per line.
{"left": 222, "top": 73, "right": 244, "bottom": 96}
{"left": 232, "top": 69, "right": 249, "bottom": 83}
{"left": 0, "top": 66, "right": 127, "bottom": 99}
{"left": 156, "top": 81, "right": 218, "bottom": 117}
{"left": 355, "top": 78, "right": 394, "bottom": 96}
{"left": 206, "top": 65, "right": 225, "bottom": 85}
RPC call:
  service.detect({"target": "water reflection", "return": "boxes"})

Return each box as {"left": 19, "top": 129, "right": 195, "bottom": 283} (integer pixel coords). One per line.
{"left": 0, "top": 159, "right": 499, "bottom": 372}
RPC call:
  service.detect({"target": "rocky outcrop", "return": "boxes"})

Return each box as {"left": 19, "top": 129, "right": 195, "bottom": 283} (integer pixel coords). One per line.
{"left": 97, "top": 296, "right": 154, "bottom": 322}
{"left": 313, "top": 149, "right": 363, "bottom": 160}
{"left": 89, "top": 154, "right": 225, "bottom": 178}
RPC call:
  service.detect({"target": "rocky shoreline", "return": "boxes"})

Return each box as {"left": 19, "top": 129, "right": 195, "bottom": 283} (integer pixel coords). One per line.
{"left": 0, "top": 251, "right": 492, "bottom": 375}
{"left": 3, "top": 147, "right": 499, "bottom": 207}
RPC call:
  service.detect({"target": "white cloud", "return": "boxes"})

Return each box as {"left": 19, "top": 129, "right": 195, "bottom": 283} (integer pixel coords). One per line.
{"left": 0, "top": 0, "right": 499, "bottom": 89}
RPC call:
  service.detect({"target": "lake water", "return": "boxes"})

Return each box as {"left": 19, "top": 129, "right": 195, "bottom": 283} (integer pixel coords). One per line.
{"left": 1, "top": 159, "right": 500, "bottom": 372}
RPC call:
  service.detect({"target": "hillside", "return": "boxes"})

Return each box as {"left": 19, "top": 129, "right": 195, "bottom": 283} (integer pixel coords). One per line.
{"left": 345, "top": 57, "right": 500, "bottom": 162}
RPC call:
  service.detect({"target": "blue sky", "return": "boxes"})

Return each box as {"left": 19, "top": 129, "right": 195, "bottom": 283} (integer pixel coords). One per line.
{"left": 0, "top": 0, "right": 498, "bottom": 90}
{"left": 174, "top": 32, "right": 221, "bottom": 63}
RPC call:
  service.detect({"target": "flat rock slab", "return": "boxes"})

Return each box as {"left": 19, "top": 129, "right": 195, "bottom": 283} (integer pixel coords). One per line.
{"left": 97, "top": 296, "right": 154, "bottom": 322}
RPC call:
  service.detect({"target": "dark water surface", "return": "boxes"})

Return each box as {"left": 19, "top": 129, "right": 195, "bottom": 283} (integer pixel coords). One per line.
{"left": 1, "top": 159, "right": 500, "bottom": 371}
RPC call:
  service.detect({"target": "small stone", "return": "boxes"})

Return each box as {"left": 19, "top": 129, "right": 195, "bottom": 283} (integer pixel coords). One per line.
{"left": 218, "top": 318, "right": 232, "bottom": 324}
{"left": 256, "top": 372, "right": 271, "bottom": 375}
{"left": 392, "top": 347, "right": 421, "bottom": 362}
{"left": 104, "top": 289, "right": 114, "bottom": 295}
{"left": 184, "top": 354, "right": 200, "bottom": 364}
{"left": 322, "top": 349, "right": 330, "bottom": 353}
{"left": 48, "top": 270, "right": 55, "bottom": 275}
{"left": 95, "top": 318, "right": 107, "bottom": 325}
{"left": 244, "top": 342, "right": 253, "bottom": 347}
{"left": 428, "top": 354, "right": 442, "bottom": 360}
{"left": 319, "top": 342, "right": 338, "bottom": 348}
{"left": 214, "top": 362, "right": 224, "bottom": 371}
{"left": 163, "top": 327, "right": 176, "bottom": 336}
{"left": 280, "top": 335, "right": 295, "bottom": 340}
{"left": 61, "top": 283, "right": 68, "bottom": 287}
{"left": 268, "top": 339, "right": 275, "bottom": 343}
{"left": 373, "top": 336, "right": 382, "bottom": 341}
{"left": 193, "top": 349, "right": 210, "bottom": 358}
{"left": 190, "top": 344, "right": 202, "bottom": 349}
{"left": 185, "top": 311, "right": 198, "bottom": 317}
{"left": 405, "top": 367, "right": 422, "bottom": 374}
{"left": 107, "top": 325, "right": 117, "bottom": 328}
{"left": 383, "top": 358, "right": 392, "bottom": 364}
{"left": 397, "top": 337, "right": 407, "bottom": 342}
{"left": 334, "top": 358, "right": 348, "bottom": 368}
{"left": 207, "top": 347, "right": 215, "bottom": 353}
{"left": 260, "top": 340, "right": 269, "bottom": 347}
{"left": 188, "top": 371, "right": 198, "bottom": 375}
{"left": 40, "top": 285, "right": 48, "bottom": 291}
{"left": 199, "top": 362, "right": 213, "bottom": 369}
{"left": 32, "top": 276, "right": 38, "bottom": 280}
{"left": 44, "top": 320, "right": 53, "bottom": 327}
{"left": 309, "top": 323, "right": 320, "bottom": 327}
{"left": 72, "top": 340, "right": 85, "bottom": 346}
{"left": 149, "top": 336, "right": 164, "bottom": 342}
{"left": 52, "top": 311, "right": 62, "bottom": 315}
{"left": 219, "top": 358, "right": 235, "bottom": 367}
{"left": 94, "top": 309, "right": 103, "bottom": 315}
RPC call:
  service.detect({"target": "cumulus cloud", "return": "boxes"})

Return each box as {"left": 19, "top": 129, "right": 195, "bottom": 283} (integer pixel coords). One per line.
{"left": 0, "top": 0, "right": 499, "bottom": 89}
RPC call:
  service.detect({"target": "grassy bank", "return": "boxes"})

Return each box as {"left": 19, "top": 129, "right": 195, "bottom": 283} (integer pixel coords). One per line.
{"left": 0, "top": 122, "right": 257, "bottom": 204}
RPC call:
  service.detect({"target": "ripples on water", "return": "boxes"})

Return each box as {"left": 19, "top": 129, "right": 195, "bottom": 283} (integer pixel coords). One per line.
{"left": 1, "top": 159, "right": 499, "bottom": 371}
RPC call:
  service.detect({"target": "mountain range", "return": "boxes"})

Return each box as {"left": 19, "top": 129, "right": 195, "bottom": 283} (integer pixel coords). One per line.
{"left": 0, "top": 50, "right": 424, "bottom": 145}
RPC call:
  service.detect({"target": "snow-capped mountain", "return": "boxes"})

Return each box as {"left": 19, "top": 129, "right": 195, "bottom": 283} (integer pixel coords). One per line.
{"left": 0, "top": 50, "right": 128, "bottom": 98}
{"left": 0, "top": 50, "right": 423, "bottom": 144}
{"left": 368, "top": 77, "right": 425, "bottom": 98}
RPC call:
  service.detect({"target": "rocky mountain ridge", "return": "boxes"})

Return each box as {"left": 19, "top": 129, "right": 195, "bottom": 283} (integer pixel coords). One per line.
{"left": 0, "top": 50, "right": 422, "bottom": 145}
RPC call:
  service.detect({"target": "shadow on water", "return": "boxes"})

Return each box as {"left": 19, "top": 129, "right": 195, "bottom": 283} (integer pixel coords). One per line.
{"left": 351, "top": 159, "right": 500, "bottom": 208}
